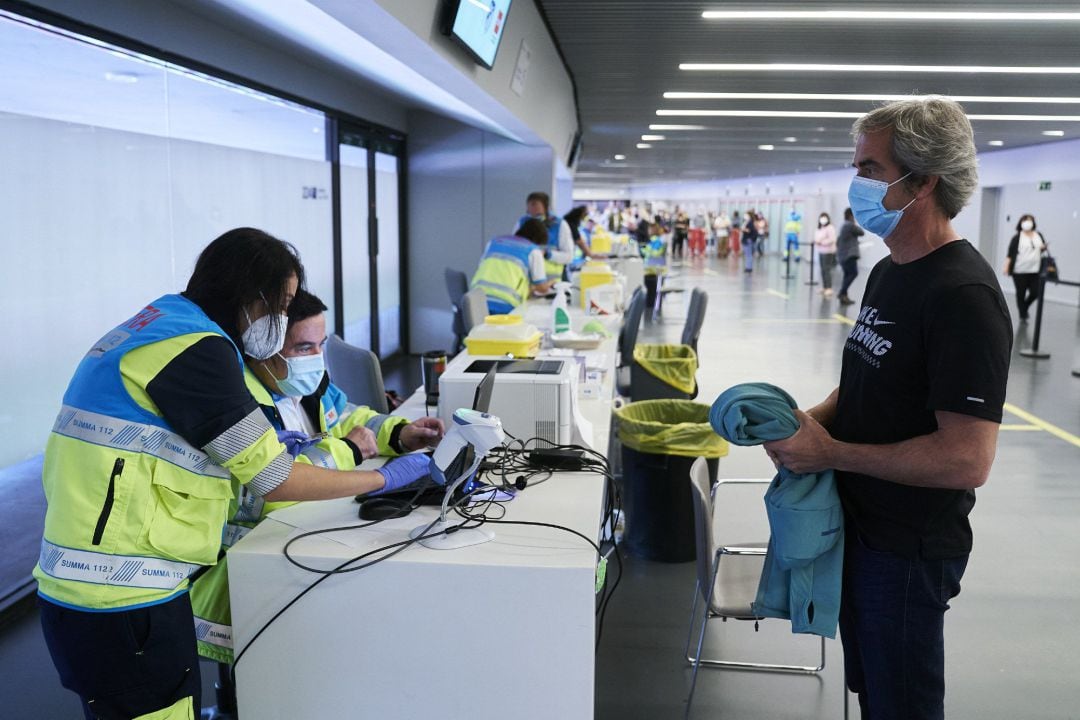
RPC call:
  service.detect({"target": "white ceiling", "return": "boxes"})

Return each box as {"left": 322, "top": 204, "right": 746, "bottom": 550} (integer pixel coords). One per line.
{"left": 539, "top": 0, "right": 1080, "bottom": 190}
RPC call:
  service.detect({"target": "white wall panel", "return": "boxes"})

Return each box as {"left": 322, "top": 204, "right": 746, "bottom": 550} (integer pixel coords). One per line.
{"left": 1, "top": 112, "right": 333, "bottom": 467}
{"left": 406, "top": 110, "right": 555, "bottom": 354}
{"left": 1, "top": 113, "right": 173, "bottom": 466}
{"left": 166, "top": 138, "right": 334, "bottom": 318}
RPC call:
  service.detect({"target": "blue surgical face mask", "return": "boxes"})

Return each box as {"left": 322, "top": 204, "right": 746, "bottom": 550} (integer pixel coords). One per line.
{"left": 274, "top": 352, "right": 325, "bottom": 397}
{"left": 847, "top": 172, "right": 916, "bottom": 238}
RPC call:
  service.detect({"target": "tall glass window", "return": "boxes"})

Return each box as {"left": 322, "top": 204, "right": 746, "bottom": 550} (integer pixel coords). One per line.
{"left": 0, "top": 11, "right": 331, "bottom": 468}
{"left": 340, "top": 142, "right": 372, "bottom": 349}
{"left": 374, "top": 151, "right": 402, "bottom": 356}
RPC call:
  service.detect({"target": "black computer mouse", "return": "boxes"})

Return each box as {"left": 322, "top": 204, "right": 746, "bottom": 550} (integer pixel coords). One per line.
{"left": 357, "top": 497, "right": 412, "bottom": 521}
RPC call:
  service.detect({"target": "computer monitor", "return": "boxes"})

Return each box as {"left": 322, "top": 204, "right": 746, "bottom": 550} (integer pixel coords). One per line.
{"left": 459, "top": 365, "right": 497, "bottom": 494}
{"left": 472, "top": 365, "right": 496, "bottom": 414}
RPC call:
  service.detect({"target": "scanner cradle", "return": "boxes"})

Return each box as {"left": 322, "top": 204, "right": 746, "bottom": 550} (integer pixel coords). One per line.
{"left": 409, "top": 408, "right": 505, "bottom": 550}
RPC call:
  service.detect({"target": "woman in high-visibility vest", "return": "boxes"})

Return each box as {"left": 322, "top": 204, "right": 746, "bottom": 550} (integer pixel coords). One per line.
{"left": 36, "top": 228, "right": 434, "bottom": 720}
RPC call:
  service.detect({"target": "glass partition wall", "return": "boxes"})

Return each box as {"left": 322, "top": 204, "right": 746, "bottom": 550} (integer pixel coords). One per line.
{"left": 0, "top": 9, "right": 407, "bottom": 468}
{"left": 337, "top": 129, "right": 406, "bottom": 357}
{"left": 0, "top": 7, "right": 409, "bottom": 604}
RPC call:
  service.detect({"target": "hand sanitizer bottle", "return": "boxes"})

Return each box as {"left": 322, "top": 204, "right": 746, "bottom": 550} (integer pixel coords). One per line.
{"left": 552, "top": 282, "right": 571, "bottom": 334}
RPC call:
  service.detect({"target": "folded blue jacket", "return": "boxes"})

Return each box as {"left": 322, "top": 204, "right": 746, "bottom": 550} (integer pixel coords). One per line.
{"left": 709, "top": 382, "right": 843, "bottom": 638}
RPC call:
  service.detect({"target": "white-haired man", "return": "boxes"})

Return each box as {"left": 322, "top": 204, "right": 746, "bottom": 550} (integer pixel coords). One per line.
{"left": 763, "top": 97, "right": 1012, "bottom": 720}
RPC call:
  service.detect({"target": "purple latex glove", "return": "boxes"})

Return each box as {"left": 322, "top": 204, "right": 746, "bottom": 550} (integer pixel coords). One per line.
{"left": 276, "top": 429, "right": 310, "bottom": 457}
{"left": 373, "top": 453, "right": 435, "bottom": 494}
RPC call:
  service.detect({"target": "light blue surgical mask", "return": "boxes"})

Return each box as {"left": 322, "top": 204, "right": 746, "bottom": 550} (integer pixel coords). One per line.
{"left": 274, "top": 352, "right": 325, "bottom": 397}
{"left": 847, "top": 172, "right": 916, "bottom": 238}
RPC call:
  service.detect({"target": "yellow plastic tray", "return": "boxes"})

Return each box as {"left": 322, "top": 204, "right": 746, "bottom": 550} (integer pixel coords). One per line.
{"left": 464, "top": 332, "right": 542, "bottom": 358}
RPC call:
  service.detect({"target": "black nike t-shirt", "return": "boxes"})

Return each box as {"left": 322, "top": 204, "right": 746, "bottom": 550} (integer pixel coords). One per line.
{"left": 832, "top": 240, "right": 1012, "bottom": 559}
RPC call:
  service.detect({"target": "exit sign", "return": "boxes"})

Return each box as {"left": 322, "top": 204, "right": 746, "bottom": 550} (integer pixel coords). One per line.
{"left": 1039, "top": 181, "right": 1052, "bottom": 191}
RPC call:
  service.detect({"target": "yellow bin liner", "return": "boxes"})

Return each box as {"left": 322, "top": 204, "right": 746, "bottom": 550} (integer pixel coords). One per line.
{"left": 615, "top": 399, "right": 728, "bottom": 459}
{"left": 632, "top": 343, "right": 698, "bottom": 395}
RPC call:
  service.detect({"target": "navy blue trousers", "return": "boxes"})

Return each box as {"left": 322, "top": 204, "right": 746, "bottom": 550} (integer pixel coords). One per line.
{"left": 839, "top": 257, "right": 859, "bottom": 297}
{"left": 840, "top": 532, "right": 968, "bottom": 720}
{"left": 39, "top": 592, "right": 201, "bottom": 719}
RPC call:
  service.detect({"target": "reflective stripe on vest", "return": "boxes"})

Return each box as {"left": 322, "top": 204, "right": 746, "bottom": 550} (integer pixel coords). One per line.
{"left": 52, "top": 405, "right": 229, "bottom": 479}
{"left": 365, "top": 413, "right": 393, "bottom": 437}
{"left": 232, "top": 486, "right": 265, "bottom": 523}
{"left": 194, "top": 615, "right": 233, "bottom": 649}
{"left": 300, "top": 445, "right": 338, "bottom": 469}
{"left": 221, "top": 523, "right": 252, "bottom": 549}
{"left": 473, "top": 278, "right": 524, "bottom": 304}
{"left": 38, "top": 539, "right": 198, "bottom": 590}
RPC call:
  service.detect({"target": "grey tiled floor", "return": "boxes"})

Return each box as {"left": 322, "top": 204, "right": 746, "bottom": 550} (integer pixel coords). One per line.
{"left": 3, "top": 248, "right": 1078, "bottom": 719}
{"left": 597, "top": 247, "right": 1080, "bottom": 720}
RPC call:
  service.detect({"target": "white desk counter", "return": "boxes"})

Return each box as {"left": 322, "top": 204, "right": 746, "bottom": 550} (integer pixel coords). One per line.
{"left": 230, "top": 469, "right": 606, "bottom": 719}
{"left": 230, "top": 296, "right": 622, "bottom": 719}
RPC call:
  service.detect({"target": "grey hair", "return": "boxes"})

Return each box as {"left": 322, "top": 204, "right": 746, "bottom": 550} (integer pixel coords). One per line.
{"left": 852, "top": 96, "right": 978, "bottom": 219}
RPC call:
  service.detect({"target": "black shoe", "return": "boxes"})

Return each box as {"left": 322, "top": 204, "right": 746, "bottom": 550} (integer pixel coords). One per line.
{"left": 839, "top": 295, "right": 855, "bottom": 306}
{"left": 1019, "top": 315, "right": 1029, "bottom": 323}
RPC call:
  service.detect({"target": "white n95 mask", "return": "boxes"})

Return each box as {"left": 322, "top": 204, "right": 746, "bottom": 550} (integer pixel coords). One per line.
{"left": 847, "top": 172, "right": 916, "bottom": 239}
{"left": 241, "top": 310, "right": 287, "bottom": 360}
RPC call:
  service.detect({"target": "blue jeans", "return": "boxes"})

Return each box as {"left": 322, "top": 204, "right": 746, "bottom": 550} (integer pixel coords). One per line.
{"left": 840, "top": 532, "right": 968, "bottom": 720}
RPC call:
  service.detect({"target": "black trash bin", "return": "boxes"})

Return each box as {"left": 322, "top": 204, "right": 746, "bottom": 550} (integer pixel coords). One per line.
{"left": 630, "top": 344, "right": 698, "bottom": 401}
{"left": 615, "top": 400, "right": 728, "bottom": 562}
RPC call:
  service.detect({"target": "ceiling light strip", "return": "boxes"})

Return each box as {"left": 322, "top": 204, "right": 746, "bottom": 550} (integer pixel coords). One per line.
{"left": 647, "top": 124, "right": 709, "bottom": 130}
{"left": 679, "top": 63, "right": 1080, "bottom": 75}
{"left": 657, "top": 109, "right": 1080, "bottom": 122}
{"left": 701, "top": 11, "right": 1080, "bottom": 22}
{"left": 664, "top": 92, "right": 1080, "bottom": 104}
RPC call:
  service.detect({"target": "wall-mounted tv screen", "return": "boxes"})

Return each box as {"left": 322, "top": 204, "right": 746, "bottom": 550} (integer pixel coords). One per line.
{"left": 441, "top": 0, "right": 513, "bottom": 70}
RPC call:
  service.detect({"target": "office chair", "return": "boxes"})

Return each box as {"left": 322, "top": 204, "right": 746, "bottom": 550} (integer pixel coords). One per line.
{"left": 324, "top": 334, "right": 389, "bottom": 414}
{"left": 680, "top": 287, "right": 708, "bottom": 355}
{"left": 445, "top": 268, "right": 469, "bottom": 353}
{"left": 684, "top": 458, "right": 825, "bottom": 719}
{"left": 460, "top": 287, "right": 489, "bottom": 337}
{"left": 616, "top": 287, "right": 645, "bottom": 397}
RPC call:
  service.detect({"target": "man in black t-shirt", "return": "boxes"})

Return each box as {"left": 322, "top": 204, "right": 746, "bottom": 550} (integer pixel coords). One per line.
{"left": 764, "top": 98, "right": 1012, "bottom": 720}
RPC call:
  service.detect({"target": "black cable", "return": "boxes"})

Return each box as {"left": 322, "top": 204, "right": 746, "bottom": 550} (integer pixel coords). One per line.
{"left": 231, "top": 484, "right": 472, "bottom": 681}
{"left": 233, "top": 441, "right": 623, "bottom": 680}
{"left": 457, "top": 444, "right": 624, "bottom": 649}
{"left": 595, "top": 472, "right": 624, "bottom": 649}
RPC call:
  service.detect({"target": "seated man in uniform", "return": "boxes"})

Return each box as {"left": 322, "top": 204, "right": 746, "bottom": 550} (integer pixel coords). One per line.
{"left": 471, "top": 218, "right": 555, "bottom": 314}
{"left": 190, "top": 289, "right": 443, "bottom": 685}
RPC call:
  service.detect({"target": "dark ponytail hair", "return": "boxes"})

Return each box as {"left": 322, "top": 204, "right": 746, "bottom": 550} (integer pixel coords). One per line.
{"left": 564, "top": 205, "right": 588, "bottom": 228}
{"left": 184, "top": 227, "right": 304, "bottom": 344}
